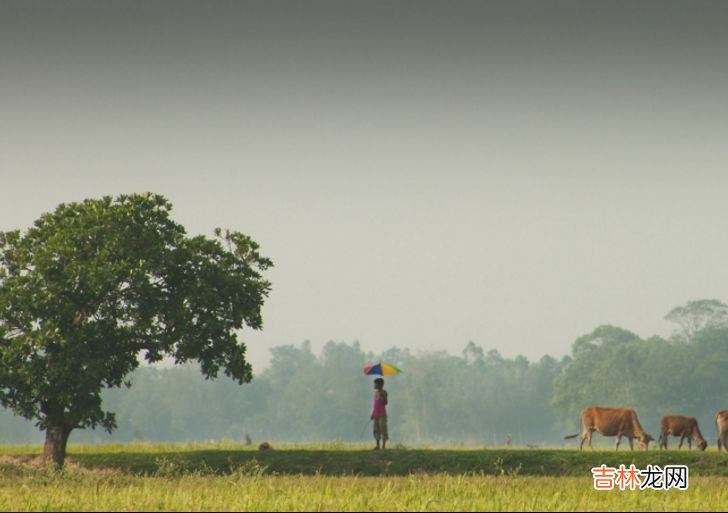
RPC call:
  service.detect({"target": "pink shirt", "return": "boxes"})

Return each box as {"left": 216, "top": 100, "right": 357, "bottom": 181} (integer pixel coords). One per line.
{"left": 372, "top": 389, "right": 388, "bottom": 418}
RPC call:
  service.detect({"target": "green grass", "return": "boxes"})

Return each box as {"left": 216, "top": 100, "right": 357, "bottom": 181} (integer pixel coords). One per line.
{"left": 1, "top": 443, "right": 727, "bottom": 511}
{"left": 5, "top": 442, "right": 726, "bottom": 477}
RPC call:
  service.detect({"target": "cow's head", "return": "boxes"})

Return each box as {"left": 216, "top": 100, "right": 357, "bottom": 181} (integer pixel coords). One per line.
{"left": 698, "top": 439, "right": 708, "bottom": 451}
{"left": 638, "top": 433, "right": 654, "bottom": 450}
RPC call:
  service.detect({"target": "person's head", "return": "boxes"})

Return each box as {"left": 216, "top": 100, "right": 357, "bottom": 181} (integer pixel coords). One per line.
{"left": 374, "top": 378, "right": 384, "bottom": 389}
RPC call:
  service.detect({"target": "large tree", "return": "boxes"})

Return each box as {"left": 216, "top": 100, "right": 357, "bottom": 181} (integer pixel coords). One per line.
{"left": 0, "top": 193, "right": 272, "bottom": 467}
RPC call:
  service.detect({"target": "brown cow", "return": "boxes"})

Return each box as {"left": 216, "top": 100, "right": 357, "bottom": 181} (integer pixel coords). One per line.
{"left": 564, "top": 406, "right": 654, "bottom": 450}
{"left": 659, "top": 415, "right": 707, "bottom": 451}
{"left": 716, "top": 410, "right": 728, "bottom": 451}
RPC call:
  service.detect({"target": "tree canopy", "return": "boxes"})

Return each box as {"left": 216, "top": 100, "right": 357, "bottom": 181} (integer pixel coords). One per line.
{"left": 665, "top": 299, "right": 728, "bottom": 342}
{"left": 0, "top": 193, "right": 272, "bottom": 466}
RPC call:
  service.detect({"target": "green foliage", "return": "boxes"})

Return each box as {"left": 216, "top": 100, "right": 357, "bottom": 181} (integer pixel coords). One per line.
{"left": 553, "top": 325, "right": 645, "bottom": 421}
{"left": 2, "top": 286, "right": 727, "bottom": 453}
{"left": 553, "top": 315, "right": 728, "bottom": 441}
{"left": 665, "top": 299, "right": 728, "bottom": 342}
{"left": 0, "top": 194, "right": 272, "bottom": 453}
{"left": 0, "top": 339, "right": 567, "bottom": 446}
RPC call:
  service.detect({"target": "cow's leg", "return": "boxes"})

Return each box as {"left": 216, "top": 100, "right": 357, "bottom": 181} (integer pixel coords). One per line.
{"left": 615, "top": 433, "right": 622, "bottom": 450}
{"left": 687, "top": 437, "right": 692, "bottom": 450}
{"left": 678, "top": 436, "right": 684, "bottom": 449}
{"left": 659, "top": 431, "right": 667, "bottom": 450}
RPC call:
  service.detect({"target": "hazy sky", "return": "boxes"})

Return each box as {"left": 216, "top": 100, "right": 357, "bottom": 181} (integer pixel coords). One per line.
{"left": 2, "top": 1, "right": 728, "bottom": 372}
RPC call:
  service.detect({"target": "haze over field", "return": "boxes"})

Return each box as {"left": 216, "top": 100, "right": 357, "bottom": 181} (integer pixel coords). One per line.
{"left": 2, "top": 1, "right": 728, "bottom": 371}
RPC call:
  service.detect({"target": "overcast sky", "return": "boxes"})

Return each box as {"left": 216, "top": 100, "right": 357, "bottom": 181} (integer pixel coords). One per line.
{"left": 2, "top": 1, "right": 728, "bottom": 372}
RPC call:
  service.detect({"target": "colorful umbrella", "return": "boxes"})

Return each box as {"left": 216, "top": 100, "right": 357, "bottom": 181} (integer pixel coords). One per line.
{"left": 364, "top": 361, "right": 402, "bottom": 376}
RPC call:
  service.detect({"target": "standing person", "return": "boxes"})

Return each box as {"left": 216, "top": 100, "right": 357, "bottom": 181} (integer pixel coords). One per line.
{"left": 371, "top": 378, "right": 389, "bottom": 450}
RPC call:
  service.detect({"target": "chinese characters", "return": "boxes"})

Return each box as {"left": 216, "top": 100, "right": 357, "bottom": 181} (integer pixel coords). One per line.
{"left": 591, "top": 464, "right": 688, "bottom": 491}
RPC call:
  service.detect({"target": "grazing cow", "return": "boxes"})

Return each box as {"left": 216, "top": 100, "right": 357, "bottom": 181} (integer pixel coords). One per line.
{"left": 716, "top": 410, "right": 728, "bottom": 451}
{"left": 258, "top": 441, "right": 273, "bottom": 451}
{"left": 659, "top": 415, "right": 707, "bottom": 451}
{"left": 564, "top": 406, "right": 654, "bottom": 450}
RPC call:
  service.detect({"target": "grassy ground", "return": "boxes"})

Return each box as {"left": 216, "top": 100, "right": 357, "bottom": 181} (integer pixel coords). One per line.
{"left": 1, "top": 443, "right": 727, "bottom": 511}
{"left": 4, "top": 442, "right": 727, "bottom": 476}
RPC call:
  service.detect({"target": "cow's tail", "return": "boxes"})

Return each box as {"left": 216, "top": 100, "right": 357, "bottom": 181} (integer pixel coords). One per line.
{"left": 564, "top": 433, "right": 580, "bottom": 439}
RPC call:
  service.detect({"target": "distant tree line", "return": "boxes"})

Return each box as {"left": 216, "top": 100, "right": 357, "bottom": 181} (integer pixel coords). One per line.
{"left": 2, "top": 299, "right": 727, "bottom": 448}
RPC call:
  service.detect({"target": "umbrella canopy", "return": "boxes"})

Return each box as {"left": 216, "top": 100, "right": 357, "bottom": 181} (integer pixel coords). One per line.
{"left": 364, "top": 361, "right": 402, "bottom": 376}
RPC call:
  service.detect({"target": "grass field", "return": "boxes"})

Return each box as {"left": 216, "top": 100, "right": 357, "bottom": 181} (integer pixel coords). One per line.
{"left": 1, "top": 443, "right": 727, "bottom": 511}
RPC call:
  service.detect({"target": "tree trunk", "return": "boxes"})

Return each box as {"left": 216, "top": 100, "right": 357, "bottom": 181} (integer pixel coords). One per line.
{"left": 43, "top": 423, "right": 71, "bottom": 468}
